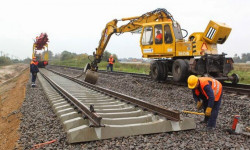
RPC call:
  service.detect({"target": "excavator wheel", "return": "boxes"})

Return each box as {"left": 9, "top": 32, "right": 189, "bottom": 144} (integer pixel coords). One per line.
{"left": 84, "top": 70, "right": 98, "bottom": 84}
{"left": 172, "top": 59, "right": 189, "bottom": 82}
{"left": 150, "top": 61, "right": 161, "bottom": 81}
{"left": 150, "top": 61, "right": 168, "bottom": 81}
{"left": 231, "top": 73, "right": 239, "bottom": 85}
{"left": 159, "top": 61, "right": 168, "bottom": 81}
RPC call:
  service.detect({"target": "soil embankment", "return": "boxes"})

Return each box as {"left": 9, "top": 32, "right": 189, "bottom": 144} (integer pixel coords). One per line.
{"left": 0, "top": 64, "right": 29, "bottom": 150}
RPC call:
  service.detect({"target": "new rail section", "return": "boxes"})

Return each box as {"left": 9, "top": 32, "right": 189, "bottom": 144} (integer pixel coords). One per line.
{"left": 38, "top": 68, "right": 196, "bottom": 143}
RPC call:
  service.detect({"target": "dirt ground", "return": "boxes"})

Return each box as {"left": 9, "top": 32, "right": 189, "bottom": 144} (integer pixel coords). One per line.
{"left": 0, "top": 64, "right": 29, "bottom": 150}
{"left": 0, "top": 64, "right": 28, "bottom": 84}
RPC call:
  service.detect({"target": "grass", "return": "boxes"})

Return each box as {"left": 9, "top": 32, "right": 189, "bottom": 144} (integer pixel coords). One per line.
{"left": 51, "top": 59, "right": 250, "bottom": 84}
{"left": 98, "top": 62, "right": 150, "bottom": 74}
{"left": 229, "top": 64, "right": 250, "bottom": 84}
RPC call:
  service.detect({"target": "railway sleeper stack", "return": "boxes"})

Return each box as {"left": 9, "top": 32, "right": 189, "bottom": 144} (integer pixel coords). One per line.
{"left": 38, "top": 69, "right": 196, "bottom": 143}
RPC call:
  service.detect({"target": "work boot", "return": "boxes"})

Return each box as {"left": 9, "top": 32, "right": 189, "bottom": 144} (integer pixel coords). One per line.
{"left": 199, "top": 116, "right": 209, "bottom": 124}
{"left": 31, "top": 83, "right": 36, "bottom": 87}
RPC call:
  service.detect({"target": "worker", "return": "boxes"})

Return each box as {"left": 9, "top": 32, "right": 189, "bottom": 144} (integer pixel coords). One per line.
{"left": 187, "top": 75, "right": 223, "bottom": 130}
{"left": 155, "top": 30, "right": 163, "bottom": 44}
{"left": 107, "top": 55, "right": 115, "bottom": 72}
{"left": 30, "top": 57, "right": 39, "bottom": 87}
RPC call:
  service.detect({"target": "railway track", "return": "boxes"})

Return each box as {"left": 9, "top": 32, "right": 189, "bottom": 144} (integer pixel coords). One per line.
{"left": 38, "top": 68, "right": 195, "bottom": 143}
{"left": 49, "top": 65, "right": 250, "bottom": 96}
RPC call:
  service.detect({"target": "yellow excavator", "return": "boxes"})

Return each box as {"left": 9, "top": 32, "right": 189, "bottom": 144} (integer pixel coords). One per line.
{"left": 84, "top": 8, "right": 239, "bottom": 84}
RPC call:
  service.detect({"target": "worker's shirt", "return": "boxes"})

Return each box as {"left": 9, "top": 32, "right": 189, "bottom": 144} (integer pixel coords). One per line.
{"left": 108, "top": 58, "right": 115, "bottom": 65}
{"left": 156, "top": 33, "right": 162, "bottom": 40}
{"left": 192, "top": 77, "right": 222, "bottom": 108}
{"left": 30, "top": 61, "right": 39, "bottom": 73}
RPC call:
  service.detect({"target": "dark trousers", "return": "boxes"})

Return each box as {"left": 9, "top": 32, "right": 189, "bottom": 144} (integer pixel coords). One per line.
{"left": 31, "top": 73, "right": 37, "bottom": 83}
{"left": 202, "top": 93, "right": 222, "bottom": 128}
{"left": 107, "top": 64, "right": 113, "bottom": 72}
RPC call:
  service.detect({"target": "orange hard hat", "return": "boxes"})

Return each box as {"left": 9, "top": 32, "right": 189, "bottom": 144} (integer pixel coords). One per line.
{"left": 32, "top": 56, "right": 36, "bottom": 59}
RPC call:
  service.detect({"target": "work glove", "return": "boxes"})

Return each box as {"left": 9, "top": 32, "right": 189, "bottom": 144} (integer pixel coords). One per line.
{"left": 205, "top": 107, "right": 212, "bottom": 116}
{"left": 196, "top": 101, "right": 202, "bottom": 110}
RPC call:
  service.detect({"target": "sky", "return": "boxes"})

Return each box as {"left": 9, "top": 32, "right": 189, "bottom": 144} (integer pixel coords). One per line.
{"left": 0, "top": 0, "right": 249, "bottom": 59}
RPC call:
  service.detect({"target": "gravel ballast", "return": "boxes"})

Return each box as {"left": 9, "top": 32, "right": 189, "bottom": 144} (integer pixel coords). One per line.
{"left": 19, "top": 67, "right": 249, "bottom": 149}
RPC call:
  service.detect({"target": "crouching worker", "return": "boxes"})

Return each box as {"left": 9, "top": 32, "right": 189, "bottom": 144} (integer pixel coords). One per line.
{"left": 30, "top": 57, "right": 39, "bottom": 87}
{"left": 107, "top": 55, "right": 115, "bottom": 72}
{"left": 187, "top": 75, "right": 223, "bottom": 130}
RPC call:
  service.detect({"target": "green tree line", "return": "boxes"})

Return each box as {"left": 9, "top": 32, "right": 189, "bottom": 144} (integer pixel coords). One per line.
{"left": 233, "top": 53, "right": 250, "bottom": 63}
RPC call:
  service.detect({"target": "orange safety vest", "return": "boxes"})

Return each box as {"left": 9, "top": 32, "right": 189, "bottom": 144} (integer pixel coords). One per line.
{"left": 31, "top": 61, "right": 38, "bottom": 66}
{"left": 109, "top": 58, "right": 114, "bottom": 65}
{"left": 194, "top": 77, "right": 222, "bottom": 101}
{"left": 156, "top": 33, "right": 162, "bottom": 40}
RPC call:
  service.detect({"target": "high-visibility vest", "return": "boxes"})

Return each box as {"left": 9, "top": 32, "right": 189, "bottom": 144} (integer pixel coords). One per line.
{"left": 30, "top": 61, "right": 38, "bottom": 66}
{"left": 109, "top": 58, "right": 114, "bottom": 65}
{"left": 156, "top": 33, "right": 162, "bottom": 40}
{"left": 194, "top": 77, "right": 222, "bottom": 101}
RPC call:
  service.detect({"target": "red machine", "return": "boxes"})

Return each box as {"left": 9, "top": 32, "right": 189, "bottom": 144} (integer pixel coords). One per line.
{"left": 35, "top": 33, "right": 49, "bottom": 50}
{"left": 32, "top": 33, "right": 49, "bottom": 68}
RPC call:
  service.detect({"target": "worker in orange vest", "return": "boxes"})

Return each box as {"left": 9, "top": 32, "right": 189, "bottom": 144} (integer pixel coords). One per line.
{"left": 30, "top": 57, "right": 39, "bottom": 87}
{"left": 187, "top": 75, "right": 223, "bottom": 130}
{"left": 107, "top": 55, "right": 115, "bottom": 72}
{"left": 155, "top": 30, "right": 163, "bottom": 44}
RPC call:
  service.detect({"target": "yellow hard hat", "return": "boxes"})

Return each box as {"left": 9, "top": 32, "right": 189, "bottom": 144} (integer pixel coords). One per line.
{"left": 187, "top": 75, "right": 198, "bottom": 89}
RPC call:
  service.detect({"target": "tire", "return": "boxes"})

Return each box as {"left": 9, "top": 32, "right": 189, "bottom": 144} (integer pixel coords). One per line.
{"left": 184, "top": 59, "right": 190, "bottom": 77}
{"left": 159, "top": 61, "right": 168, "bottom": 81}
{"left": 150, "top": 61, "right": 161, "bottom": 81}
{"left": 172, "top": 59, "right": 189, "bottom": 82}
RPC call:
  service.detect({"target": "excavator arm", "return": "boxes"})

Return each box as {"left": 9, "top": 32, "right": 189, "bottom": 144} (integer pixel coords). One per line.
{"left": 89, "top": 8, "right": 175, "bottom": 71}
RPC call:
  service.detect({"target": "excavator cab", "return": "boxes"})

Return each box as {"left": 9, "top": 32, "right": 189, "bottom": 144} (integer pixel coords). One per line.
{"left": 140, "top": 21, "right": 182, "bottom": 58}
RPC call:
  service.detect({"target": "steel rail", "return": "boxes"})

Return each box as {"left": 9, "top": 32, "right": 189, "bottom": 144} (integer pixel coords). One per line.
{"left": 47, "top": 68, "right": 181, "bottom": 121}
{"left": 48, "top": 65, "right": 250, "bottom": 96}
{"left": 39, "top": 71, "right": 103, "bottom": 127}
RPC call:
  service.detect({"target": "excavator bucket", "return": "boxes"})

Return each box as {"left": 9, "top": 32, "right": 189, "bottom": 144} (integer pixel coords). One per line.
{"left": 84, "top": 70, "right": 98, "bottom": 84}
{"left": 84, "top": 63, "right": 98, "bottom": 84}
{"left": 83, "top": 63, "right": 91, "bottom": 73}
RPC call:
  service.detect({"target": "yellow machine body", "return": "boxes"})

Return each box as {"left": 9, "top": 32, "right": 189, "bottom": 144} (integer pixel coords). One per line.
{"left": 139, "top": 20, "right": 231, "bottom": 58}
{"left": 86, "top": 8, "right": 237, "bottom": 84}
{"left": 32, "top": 43, "right": 49, "bottom": 68}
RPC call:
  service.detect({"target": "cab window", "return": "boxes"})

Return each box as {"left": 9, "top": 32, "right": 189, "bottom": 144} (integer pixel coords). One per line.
{"left": 155, "top": 25, "right": 163, "bottom": 44}
{"left": 142, "top": 26, "right": 153, "bottom": 45}
{"left": 164, "top": 25, "right": 173, "bottom": 44}
{"left": 172, "top": 22, "right": 183, "bottom": 40}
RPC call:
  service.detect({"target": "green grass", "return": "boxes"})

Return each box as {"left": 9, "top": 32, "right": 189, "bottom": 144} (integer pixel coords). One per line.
{"left": 98, "top": 62, "right": 150, "bottom": 74}
{"left": 50, "top": 59, "right": 150, "bottom": 74}
{"left": 51, "top": 59, "right": 250, "bottom": 84}
{"left": 229, "top": 64, "right": 250, "bottom": 84}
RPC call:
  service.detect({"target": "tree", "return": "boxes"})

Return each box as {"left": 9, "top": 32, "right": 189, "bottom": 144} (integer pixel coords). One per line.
{"left": 241, "top": 53, "right": 250, "bottom": 63}
{"left": 0, "top": 56, "right": 12, "bottom": 65}
{"left": 102, "top": 51, "right": 112, "bottom": 62}
{"left": 232, "top": 53, "right": 250, "bottom": 63}
{"left": 22, "top": 57, "right": 31, "bottom": 64}
{"left": 233, "top": 54, "right": 241, "bottom": 63}
{"left": 60, "top": 51, "right": 77, "bottom": 61}
{"left": 102, "top": 51, "right": 118, "bottom": 62}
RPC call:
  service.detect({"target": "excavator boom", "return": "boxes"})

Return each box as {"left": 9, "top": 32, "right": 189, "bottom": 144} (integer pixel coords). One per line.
{"left": 90, "top": 8, "right": 175, "bottom": 70}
